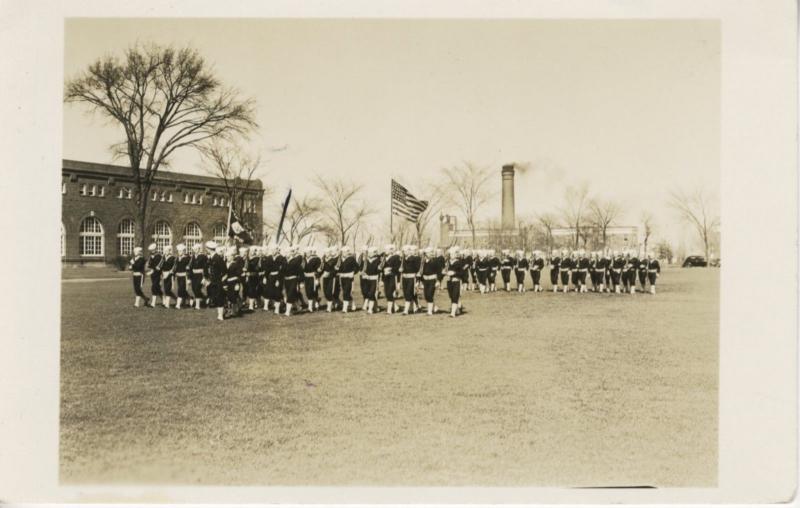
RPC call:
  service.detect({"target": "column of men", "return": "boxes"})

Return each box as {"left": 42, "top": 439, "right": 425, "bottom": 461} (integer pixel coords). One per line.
{"left": 129, "top": 242, "right": 471, "bottom": 320}
{"left": 461, "top": 248, "right": 661, "bottom": 295}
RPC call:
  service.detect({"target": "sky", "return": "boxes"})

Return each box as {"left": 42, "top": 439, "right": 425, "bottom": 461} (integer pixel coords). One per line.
{"left": 63, "top": 18, "right": 720, "bottom": 250}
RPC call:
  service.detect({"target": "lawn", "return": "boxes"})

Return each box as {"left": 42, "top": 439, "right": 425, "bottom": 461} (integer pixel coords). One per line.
{"left": 60, "top": 267, "right": 718, "bottom": 487}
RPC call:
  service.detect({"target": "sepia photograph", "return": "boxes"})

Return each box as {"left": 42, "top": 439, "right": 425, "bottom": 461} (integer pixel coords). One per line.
{"left": 59, "top": 17, "right": 721, "bottom": 487}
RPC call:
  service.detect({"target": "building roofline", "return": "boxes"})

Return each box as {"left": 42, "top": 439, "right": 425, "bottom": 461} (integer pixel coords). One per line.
{"left": 62, "top": 159, "right": 263, "bottom": 191}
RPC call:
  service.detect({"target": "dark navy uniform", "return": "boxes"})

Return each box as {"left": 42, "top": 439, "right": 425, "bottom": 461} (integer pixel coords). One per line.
{"left": 226, "top": 255, "right": 244, "bottom": 309}
{"left": 560, "top": 255, "right": 574, "bottom": 287}
{"left": 284, "top": 253, "right": 304, "bottom": 303}
{"left": 130, "top": 255, "right": 146, "bottom": 298}
{"left": 147, "top": 252, "right": 163, "bottom": 296}
{"left": 401, "top": 253, "right": 421, "bottom": 302}
{"left": 260, "top": 253, "right": 275, "bottom": 300}
{"left": 549, "top": 255, "right": 561, "bottom": 287}
{"left": 161, "top": 253, "right": 176, "bottom": 299}
{"left": 577, "top": 255, "right": 590, "bottom": 287}
{"left": 189, "top": 252, "right": 207, "bottom": 302}
{"left": 421, "top": 255, "right": 439, "bottom": 303}
{"left": 463, "top": 254, "right": 474, "bottom": 285}
{"left": 382, "top": 252, "right": 401, "bottom": 302}
{"left": 500, "top": 255, "right": 514, "bottom": 285}
{"left": 304, "top": 254, "right": 322, "bottom": 302}
{"left": 645, "top": 258, "right": 661, "bottom": 286}
{"left": 637, "top": 257, "right": 648, "bottom": 287}
{"left": 206, "top": 252, "right": 227, "bottom": 308}
{"left": 625, "top": 255, "right": 640, "bottom": 289}
{"left": 476, "top": 256, "right": 490, "bottom": 286}
{"left": 530, "top": 257, "right": 544, "bottom": 286}
{"left": 435, "top": 253, "right": 446, "bottom": 286}
{"left": 266, "top": 254, "right": 282, "bottom": 301}
{"left": 446, "top": 258, "right": 466, "bottom": 304}
{"left": 338, "top": 253, "right": 359, "bottom": 302}
{"left": 175, "top": 252, "right": 191, "bottom": 300}
{"left": 363, "top": 255, "right": 381, "bottom": 302}
{"left": 489, "top": 255, "right": 500, "bottom": 285}
{"left": 321, "top": 254, "right": 340, "bottom": 303}
{"left": 245, "top": 255, "right": 261, "bottom": 299}
{"left": 515, "top": 257, "right": 528, "bottom": 286}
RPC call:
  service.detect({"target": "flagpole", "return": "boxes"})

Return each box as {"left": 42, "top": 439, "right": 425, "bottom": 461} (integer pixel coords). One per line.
{"left": 389, "top": 178, "right": 393, "bottom": 243}
{"left": 226, "top": 197, "right": 233, "bottom": 247}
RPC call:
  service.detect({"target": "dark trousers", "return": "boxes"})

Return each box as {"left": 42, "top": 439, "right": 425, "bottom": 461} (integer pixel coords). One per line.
{"left": 225, "top": 281, "right": 240, "bottom": 304}
{"left": 402, "top": 276, "right": 416, "bottom": 302}
{"left": 207, "top": 282, "right": 225, "bottom": 308}
{"left": 447, "top": 279, "right": 461, "bottom": 303}
{"left": 163, "top": 275, "right": 175, "bottom": 298}
{"left": 364, "top": 279, "right": 378, "bottom": 300}
{"left": 571, "top": 271, "right": 580, "bottom": 286}
{"left": 550, "top": 269, "right": 559, "bottom": 285}
{"left": 360, "top": 277, "right": 369, "bottom": 300}
{"left": 176, "top": 275, "right": 189, "bottom": 299}
{"left": 305, "top": 276, "right": 319, "bottom": 300}
{"left": 501, "top": 268, "right": 511, "bottom": 284}
{"left": 383, "top": 275, "right": 396, "bottom": 301}
{"left": 477, "top": 270, "right": 488, "bottom": 285}
{"left": 284, "top": 278, "right": 300, "bottom": 303}
{"left": 190, "top": 274, "right": 204, "bottom": 300}
{"left": 560, "top": 271, "right": 570, "bottom": 286}
{"left": 638, "top": 270, "right": 648, "bottom": 286}
{"left": 611, "top": 270, "right": 622, "bottom": 285}
{"left": 246, "top": 275, "right": 260, "bottom": 298}
{"left": 648, "top": 272, "right": 658, "bottom": 285}
{"left": 489, "top": 270, "right": 497, "bottom": 284}
{"left": 422, "top": 278, "right": 436, "bottom": 303}
{"left": 132, "top": 274, "right": 145, "bottom": 298}
{"left": 322, "top": 275, "right": 338, "bottom": 301}
{"left": 150, "top": 272, "right": 162, "bottom": 296}
{"left": 514, "top": 270, "right": 525, "bottom": 285}
{"left": 266, "top": 274, "right": 282, "bottom": 300}
{"left": 531, "top": 270, "right": 541, "bottom": 285}
{"left": 340, "top": 277, "right": 354, "bottom": 301}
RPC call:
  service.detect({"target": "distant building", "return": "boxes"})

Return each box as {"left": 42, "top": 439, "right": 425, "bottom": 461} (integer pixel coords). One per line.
{"left": 61, "top": 159, "right": 264, "bottom": 265}
{"left": 550, "top": 225, "right": 641, "bottom": 251}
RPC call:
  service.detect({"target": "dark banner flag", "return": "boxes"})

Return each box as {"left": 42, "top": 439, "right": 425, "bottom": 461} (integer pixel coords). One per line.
{"left": 227, "top": 204, "right": 254, "bottom": 244}
{"left": 391, "top": 179, "right": 428, "bottom": 222}
{"left": 275, "top": 188, "right": 292, "bottom": 244}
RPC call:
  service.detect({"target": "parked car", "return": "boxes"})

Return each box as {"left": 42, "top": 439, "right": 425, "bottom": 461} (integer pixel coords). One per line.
{"left": 682, "top": 255, "right": 708, "bottom": 267}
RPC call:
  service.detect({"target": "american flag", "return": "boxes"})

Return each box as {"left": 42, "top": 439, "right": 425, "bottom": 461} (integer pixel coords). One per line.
{"left": 391, "top": 179, "right": 428, "bottom": 222}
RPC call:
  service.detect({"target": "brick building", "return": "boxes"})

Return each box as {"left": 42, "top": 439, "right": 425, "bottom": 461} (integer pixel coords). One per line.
{"left": 61, "top": 159, "right": 264, "bottom": 265}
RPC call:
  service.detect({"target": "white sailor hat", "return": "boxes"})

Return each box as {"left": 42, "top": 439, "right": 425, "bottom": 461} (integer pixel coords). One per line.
{"left": 148, "top": 243, "right": 158, "bottom": 251}
{"left": 423, "top": 246, "right": 434, "bottom": 254}
{"left": 192, "top": 243, "right": 202, "bottom": 252}
{"left": 163, "top": 245, "right": 173, "bottom": 253}
{"left": 176, "top": 243, "right": 186, "bottom": 251}
{"left": 238, "top": 247, "right": 249, "bottom": 256}
{"left": 205, "top": 240, "right": 218, "bottom": 250}
{"left": 368, "top": 246, "right": 378, "bottom": 255}
{"left": 133, "top": 246, "right": 143, "bottom": 255}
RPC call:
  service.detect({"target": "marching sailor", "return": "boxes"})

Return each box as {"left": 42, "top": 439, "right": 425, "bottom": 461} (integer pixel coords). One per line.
{"left": 421, "top": 247, "right": 439, "bottom": 315}
{"left": 382, "top": 244, "right": 401, "bottom": 314}
{"left": 160, "top": 245, "right": 176, "bottom": 308}
{"left": 303, "top": 246, "right": 322, "bottom": 312}
{"left": 626, "top": 250, "right": 640, "bottom": 294}
{"left": 224, "top": 247, "right": 245, "bottom": 318}
{"left": 549, "top": 249, "right": 561, "bottom": 292}
{"left": 476, "top": 250, "right": 490, "bottom": 294}
{"left": 400, "top": 245, "right": 421, "bottom": 314}
{"left": 611, "top": 250, "right": 625, "bottom": 293}
{"left": 146, "top": 243, "right": 163, "bottom": 308}
{"left": 338, "top": 245, "right": 359, "bottom": 313}
{"left": 363, "top": 246, "right": 381, "bottom": 314}
{"left": 514, "top": 250, "right": 528, "bottom": 292}
{"left": 530, "top": 250, "right": 545, "bottom": 292}
{"left": 129, "top": 246, "right": 147, "bottom": 307}
{"left": 245, "top": 246, "right": 261, "bottom": 311}
{"left": 446, "top": 247, "right": 466, "bottom": 317}
{"left": 174, "top": 244, "right": 191, "bottom": 308}
{"left": 272, "top": 245, "right": 287, "bottom": 314}
{"left": 321, "top": 246, "right": 340, "bottom": 312}
{"left": 559, "top": 248, "right": 573, "bottom": 293}
{"left": 488, "top": 249, "right": 500, "bottom": 292}
{"left": 206, "top": 243, "right": 227, "bottom": 321}
{"left": 358, "top": 245, "right": 370, "bottom": 311}
{"left": 576, "top": 249, "right": 590, "bottom": 293}
{"left": 500, "top": 249, "right": 514, "bottom": 292}
{"left": 644, "top": 252, "right": 661, "bottom": 294}
{"left": 434, "top": 247, "right": 446, "bottom": 291}
{"left": 261, "top": 245, "right": 278, "bottom": 311}
{"left": 283, "top": 245, "right": 304, "bottom": 316}
{"left": 189, "top": 243, "right": 207, "bottom": 309}
{"left": 637, "top": 251, "right": 649, "bottom": 292}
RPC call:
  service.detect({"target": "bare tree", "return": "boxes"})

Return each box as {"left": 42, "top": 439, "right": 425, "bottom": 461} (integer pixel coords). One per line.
{"left": 200, "top": 141, "right": 266, "bottom": 241}
{"left": 314, "top": 176, "right": 373, "bottom": 247}
{"left": 640, "top": 211, "right": 655, "bottom": 253}
{"left": 64, "top": 43, "right": 257, "bottom": 248}
{"left": 441, "top": 162, "right": 495, "bottom": 248}
{"left": 588, "top": 199, "right": 623, "bottom": 248}
{"left": 413, "top": 183, "right": 446, "bottom": 247}
{"left": 559, "top": 183, "right": 591, "bottom": 249}
{"left": 536, "top": 212, "right": 558, "bottom": 253}
{"left": 668, "top": 187, "right": 720, "bottom": 263}
{"left": 265, "top": 194, "right": 322, "bottom": 246}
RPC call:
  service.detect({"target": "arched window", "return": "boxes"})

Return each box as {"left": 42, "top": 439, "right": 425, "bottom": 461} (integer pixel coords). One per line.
{"left": 79, "top": 217, "right": 104, "bottom": 257}
{"left": 118, "top": 219, "right": 135, "bottom": 256}
{"left": 152, "top": 221, "right": 172, "bottom": 251}
{"left": 212, "top": 223, "right": 227, "bottom": 244}
{"left": 183, "top": 222, "right": 203, "bottom": 248}
{"left": 61, "top": 223, "right": 65, "bottom": 258}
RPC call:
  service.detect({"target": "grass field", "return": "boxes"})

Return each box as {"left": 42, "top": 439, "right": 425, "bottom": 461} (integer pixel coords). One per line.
{"left": 60, "top": 267, "right": 718, "bottom": 487}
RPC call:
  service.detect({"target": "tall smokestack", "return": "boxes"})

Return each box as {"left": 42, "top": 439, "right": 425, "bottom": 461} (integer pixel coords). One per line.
{"left": 501, "top": 164, "right": 515, "bottom": 229}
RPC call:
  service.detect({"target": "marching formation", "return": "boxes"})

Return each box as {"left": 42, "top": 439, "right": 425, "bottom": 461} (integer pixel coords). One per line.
{"left": 129, "top": 243, "right": 661, "bottom": 321}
